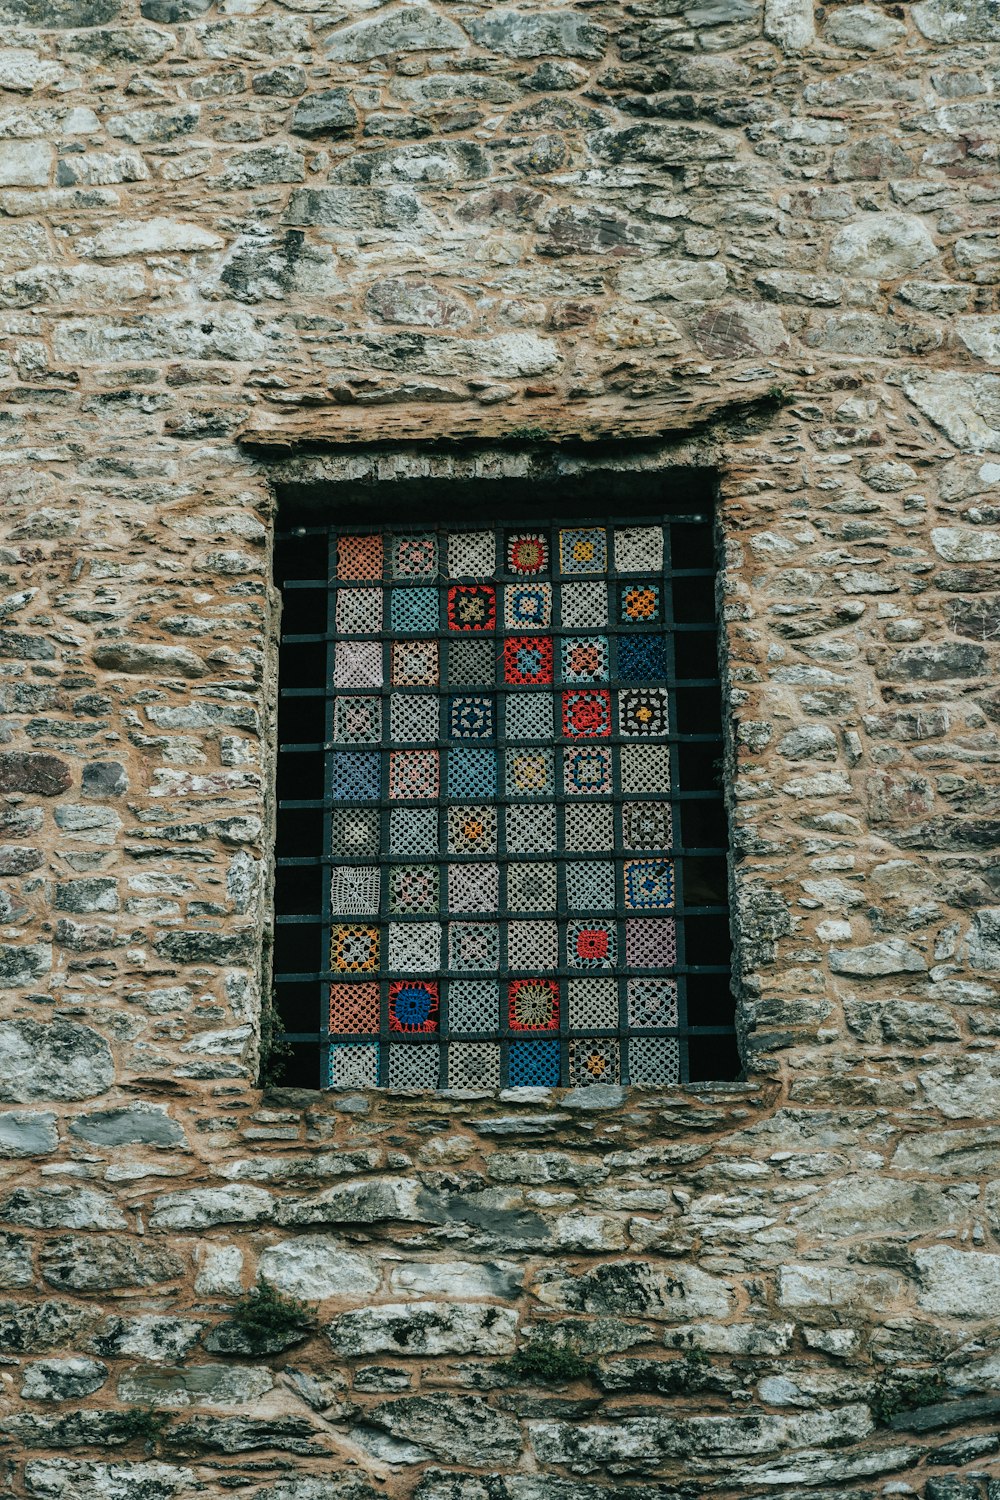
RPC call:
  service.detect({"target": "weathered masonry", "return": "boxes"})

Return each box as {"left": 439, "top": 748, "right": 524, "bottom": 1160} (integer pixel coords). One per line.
{"left": 2, "top": 0, "right": 1000, "bottom": 1498}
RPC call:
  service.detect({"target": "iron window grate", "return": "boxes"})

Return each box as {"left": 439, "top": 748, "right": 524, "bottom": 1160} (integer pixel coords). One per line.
{"left": 272, "top": 508, "right": 737, "bottom": 1090}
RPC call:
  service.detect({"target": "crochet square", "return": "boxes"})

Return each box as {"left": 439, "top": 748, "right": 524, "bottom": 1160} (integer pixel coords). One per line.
{"left": 508, "top": 978, "right": 559, "bottom": 1031}
{"left": 507, "top": 861, "right": 557, "bottom": 913}
{"left": 506, "top": 747, "right": 554, "bottom": 798}
{"left": 392, "top": 533, "right": 437, "bottom": 578}
{"left": 448, "top": 530, "right": 495, "bottom": 578}
{"left": 504, "top": 692, "right": 553, "bottom": 741}
{"left": 627, "top": 1035, "right": 680, "bottom": 1086}
{"left": 448, "top": 1042, "right": 500, "bottom": 1089}
{"left": 333, "top": 695, "right": 381, "bottom": 744}
{"left": 619, "top": 688, "right": 669, "bottom": 737}
{"left": 505, "top": 803, "right": 556, "bottom": 853}
{"left": 448, "top": 638, "right": 494, "bottom": 685}
{"left": 621, "top": 583, "right": 661, "bottom": 623}
{"left": 614, "top": 526, "right": 663, "bottom": 574}
{"left": 504, "top": 636, "right": 553, "bottom": 685}
{"left": 562, "top": 689, "right": 611, "bottom": 740}
{"left": 618, "top": 634, "right": 669, "bottom": 682}
{"left": 388, "top": 864, "right": 439, "bottom": 915}
{"left": 449, "top": 921, "right": 499, "bottom": 972}
{"left": 331, "top": 751, "right": 380, "bottom": 802}
{"left": 337, "top": 534, "right": 382, "bottom": 581}
{"left": 567, "top": 978, "right": 618, "bottom": 1029}
{"left": 563, "top": 745, "right": 612, "bottom": 796}
{"left": 563, "top": 802, "right": 615, "bottom": 852}
{"left": 625, "top": 918, "right": 677, "bottom": 968}
{"left": 620, "top": 744, "right": 671, "bottom": 795}
{"left": 329, "top": 1043, "right": 378, "bottom": 1088}
{"left": 508, "top": 920, "right": 558, "bottom": 971}
{"left": 624, "top": 859, "right": 675, "bottom": 911}
{"left": 331, "top": 866, "right": 379, "bottom": 916}
{"left": 388, "top": 921, "right": 441, "bottom": 973}
{"left": 391, "top": 587, "right": 439, "bottom": 634}
{"left": 388, "top": 1044, "right": 440, "bottom": 1090}
{"left": 508, "top": 1039, "right": 560, "bottom": 1087}
{"left": 389, "top": 806, "right": 438, "bottom": 857}
{"left": 560, "top": 582, "right": 607, "bottom": 629}
{"left": 448, "top": 862, "right": 499, "bottom": 914}
{"left": 334, "top": 640, "right": 382, "bottom": 689}
{"left": 392, "top": 638, "right": 438, "bottom": 686}
{"left": 448, "top": 980, "right": 499, "bottom": 1033}
{"left": 329, "top": 982, "right": 379, "bottom": 1034}
{"left": 389, "top": 979, "right": 439, "bottom": 1033}
{"left": 390, "top": 694, "right": 439, "bottom": 743}
{"left": 448, "top": 585, "right": 496, "bottom": 632}
{"left": 447, "top": 748, "right": 497, "bottom": 799}
{"left": 627, "top": 977, "right": 679, "bottom": 1029}
{"left": 449, "top": 695, "right": 495, "bottom": 740}
{"left": 507, "top": 533, "right": 549, "bottom": 576}
{"left": 565, "top": 861, "right": 616, "bottom": 912}
{"left": 570, "top": 1037, "right": 619, "bottom": 1087}
{"left": 623, "top": 802, "right": 673, "bottom": 850}
{"left": 561, "top": 636, "right": 609, "bottom": 684}
{"left": 447, "top": 804, "right": 497, "bottom": 855}
{"left": 559, "top": 527, "right": 606, "bottom": 575}
{"left": 331, "top": 924, "right": 379, "bottom": 974}
{"left": 336, "top": 587, "right": 382, "bottom": 635}
{"left": 332, "top": 807, "right": 380, "bottom": 858}
{"left": 504, "top": 582, "right": 552, "bottom": 631}
{"left": 568, "top": 921, "right": 617, "bottom": 969}
{"left": 389, "top": 749, "right": 439, "bottom": 800}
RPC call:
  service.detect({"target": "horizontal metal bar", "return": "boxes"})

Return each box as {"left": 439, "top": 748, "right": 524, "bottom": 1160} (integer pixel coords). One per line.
{"left": 278, "top": 1027, "right": 737, "bottom": 1043}
{"left": 275, "top": 965, "right": 732, "bottom": 984}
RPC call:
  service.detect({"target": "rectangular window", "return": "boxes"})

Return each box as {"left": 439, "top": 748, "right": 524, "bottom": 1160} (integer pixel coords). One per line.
{"left": 273, "top": 492, "right": 737, "bottom": 1090}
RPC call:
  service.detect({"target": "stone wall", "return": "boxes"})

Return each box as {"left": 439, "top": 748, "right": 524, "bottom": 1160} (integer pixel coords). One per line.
{"left": 3, "top": 0, "right": 1000, "bottom": 1494}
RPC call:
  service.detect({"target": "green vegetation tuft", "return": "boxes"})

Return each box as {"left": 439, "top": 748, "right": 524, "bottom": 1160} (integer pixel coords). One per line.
{"left": 229, "top": 1278, "right": 316, "bottom": 1353}
{"left": 501, "top": 1335, "right": 594, "bottom": 1385}
{"left": 871, "top": 1372, "right": 948, "bottom": 1426}
{"left": 112, "top": 1406, "right": 173, "bottom": 1448}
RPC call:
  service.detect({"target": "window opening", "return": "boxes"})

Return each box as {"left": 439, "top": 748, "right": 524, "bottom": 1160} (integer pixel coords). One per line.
{"left": 273, "top": 487, "right": 737, "bottom": 1090}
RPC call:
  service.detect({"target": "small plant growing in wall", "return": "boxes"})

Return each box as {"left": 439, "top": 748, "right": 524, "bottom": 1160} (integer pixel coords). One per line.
{"left": 870, "top": 1371, "right": 948, "bottom": 1427}
{"left": 112, "top": 1407, "right": 173, "bottom": 1451}
{"left": 501, "top": 1333, "right": 595, "bottom": 1385}
{"left": 225, "top": 1278, "right": 317, "bottom": 1355}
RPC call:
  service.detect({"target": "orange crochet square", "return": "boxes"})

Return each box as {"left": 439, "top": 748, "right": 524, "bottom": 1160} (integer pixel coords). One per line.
{"left": 329, "top": 983, "right": 379, "bottom": 1033}
{"left": 337, "top": 534, "right": 383, "bottom": 581}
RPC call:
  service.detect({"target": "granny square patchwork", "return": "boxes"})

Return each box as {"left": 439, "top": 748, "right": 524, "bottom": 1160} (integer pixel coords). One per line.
{"left": 448, "top": 585, "right": 496, "bottom": 632}
{"left": 336, "top": 587, "right": 382, "bottom": 635}
{"left": 449, "top": 695, "right": 495, "bottom": 740}
{"left": 392, "top": 533, "right": 437, "bottom": 578}
{"left": 389, "top": 980, "right": 439, "bottom": 1033}
{"left": 504, "top": 636, "right": 553, "bottom": 685}
{"left": 507, "top": 533, "right": 549, "bottom": 575}
{"left": 561, "top": 636, "right": 609, "bottom": 684}
{"left": 559, "top": 527, "right": 606, "bottom": 575}
{"left": 315, "top": 521, "right": 713, "bottom": 1091}
{"left": 562, "top": 689, "right": 612, "bottom": 740}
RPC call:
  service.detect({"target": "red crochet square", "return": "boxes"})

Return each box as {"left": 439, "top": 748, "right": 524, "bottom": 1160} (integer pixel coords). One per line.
{"left": 504, "top": 636, "right": 553, "bottom": 685}
{"left": 574, "top": 928, "right": 610, "bottom": 963}
{"left": 562, "top": 689, "right": 611, "bottom": 739}
{"left": 508, "top": 979, "right": 559, "bottom": 1032}
{"left": 448, "top": 585, "right": 496, "bottom": 632}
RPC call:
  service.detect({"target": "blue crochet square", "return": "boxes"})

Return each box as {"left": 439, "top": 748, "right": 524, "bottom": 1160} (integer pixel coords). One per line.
{"left": 330, "top": 751, "right": 380, "bottom": 801}
{"left": 508, "top": 1039, "right": 560, "bottom": 1087}
{"left": 391, "top": 587, "right": 438, "bottom": 633}
{"left": 618, "top": 634, "right": 669, "bottom": 682}
{"left": 449, "top": 695, "right": 495, "bottom": 740}
{"left": 447, "top": 748, "right": 497, "bottom": 798}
